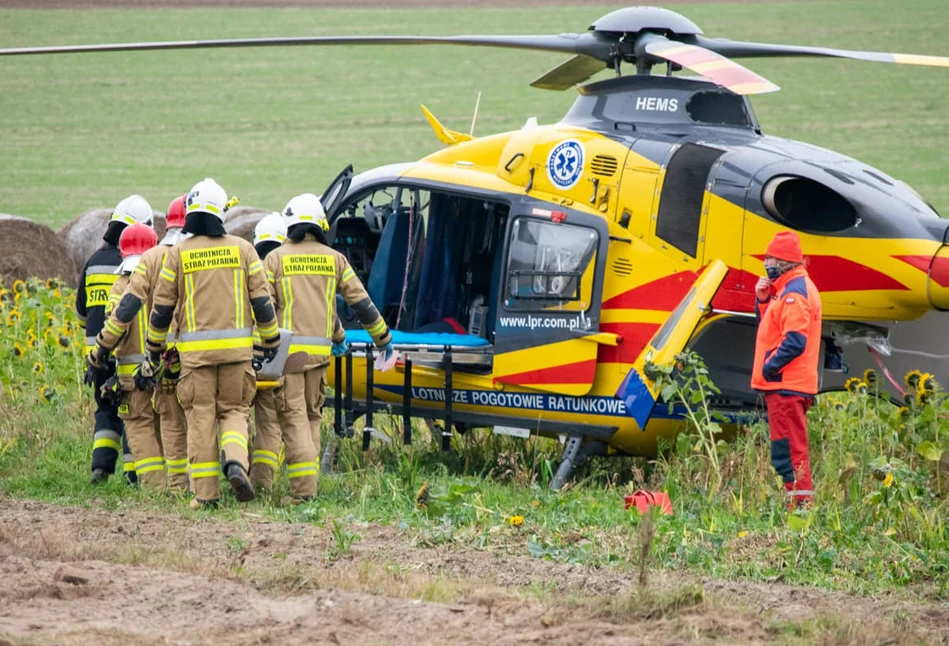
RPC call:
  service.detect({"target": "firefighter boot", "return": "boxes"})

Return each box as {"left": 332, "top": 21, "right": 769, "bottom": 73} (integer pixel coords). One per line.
{"left": 225, "top": 462, "right": 255, "bottom": 503}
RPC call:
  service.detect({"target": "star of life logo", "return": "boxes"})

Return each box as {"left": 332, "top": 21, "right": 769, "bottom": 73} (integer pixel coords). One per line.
{"left": 546, "top": 139, "right": 584, "bottom": 189}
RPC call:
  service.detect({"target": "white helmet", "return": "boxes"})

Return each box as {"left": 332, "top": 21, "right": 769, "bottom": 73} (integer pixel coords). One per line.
{"left": 185, "top": 178, "right": 228, "bottom": 222}
{"left": 283, "top": 193, "right": 328, "bottom": 231}
{"left": 253, "top": 212, "right": 288, "bottom": 247}
{"left": 110, "top": 195, "right": 153, "bottom": 227}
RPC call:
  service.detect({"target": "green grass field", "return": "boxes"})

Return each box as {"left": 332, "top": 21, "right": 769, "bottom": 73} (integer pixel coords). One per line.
{"left": 1, "top": 0, "right": 949, "bottom": 226}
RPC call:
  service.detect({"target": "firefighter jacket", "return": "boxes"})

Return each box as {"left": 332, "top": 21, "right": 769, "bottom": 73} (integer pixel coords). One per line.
{"left": 98, "top": 245, "right": 182, "bottom": 382}
{"left": 76, "top": 243, "right": 122, "bottom": 348}
{"left": 752, "top": 266, "right": 822, "bottom": 395}
{"left": 147, "top": 234, "right": 278, "bottom": 370}
{"left": 263, "top": 234, "right": 391, "bottom": 372}
{"left": 101, "top": 274, "right": 146, "bottom": 390}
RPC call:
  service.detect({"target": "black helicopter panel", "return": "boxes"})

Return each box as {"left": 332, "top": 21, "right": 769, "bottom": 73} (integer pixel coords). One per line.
{"left": 561, "top": 76, "right": 761, "bottom": 134}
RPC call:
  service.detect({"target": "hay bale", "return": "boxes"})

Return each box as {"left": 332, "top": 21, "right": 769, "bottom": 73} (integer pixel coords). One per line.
{"left": 0, "top": 214, "right": 78, "bottom": 288}
{"left": 224, "top": 207, "right": 271, "bottom": 243}
{"left": 58, "top": 207, "right": 166, "bottom": 278}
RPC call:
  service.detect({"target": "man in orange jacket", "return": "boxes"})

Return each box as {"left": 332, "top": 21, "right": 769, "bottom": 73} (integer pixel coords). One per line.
{"left": 752, "top": 230, "right": 822, "bottom": 510}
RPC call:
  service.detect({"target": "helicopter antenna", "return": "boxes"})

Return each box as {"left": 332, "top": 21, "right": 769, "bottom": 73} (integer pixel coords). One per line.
{"left": 469, "top": 91, "right": 482, "bottom": 137}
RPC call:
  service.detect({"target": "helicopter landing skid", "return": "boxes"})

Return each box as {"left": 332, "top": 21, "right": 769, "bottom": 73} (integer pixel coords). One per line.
{"left": 549, "top": 436, "right": 609, "bottom": 491}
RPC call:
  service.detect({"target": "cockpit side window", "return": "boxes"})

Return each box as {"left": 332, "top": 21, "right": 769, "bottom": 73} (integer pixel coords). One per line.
{"left": 505, "top": 217, "right": 598, "bottom": 312}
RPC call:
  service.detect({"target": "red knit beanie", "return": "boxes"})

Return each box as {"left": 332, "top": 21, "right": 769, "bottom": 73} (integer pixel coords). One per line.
{"left": 765, "top": 231, "right": 803, "bottom": 263}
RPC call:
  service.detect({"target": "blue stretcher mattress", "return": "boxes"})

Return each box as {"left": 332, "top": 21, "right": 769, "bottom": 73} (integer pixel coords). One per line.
{"left": 345, "top": 330, "right": 490, "bottom": 348}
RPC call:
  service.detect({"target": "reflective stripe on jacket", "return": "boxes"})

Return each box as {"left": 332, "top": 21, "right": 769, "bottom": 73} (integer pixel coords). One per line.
{"left": 751, "top": 266, "right": 823, "bottom": 395}
{"left": 263, "top": 235, "right": 391, "bottom": 371}
{"left": 103, "top": 274, "right": 147, "bottom": 390}
{"left": 76, "top": 243, "right": 122, "bottom": 347}
{"left": 148, "top": 234, "right": 277, "bottom": 369}
{"left": 98, "top": 245, "right": 184, "bottom": 365}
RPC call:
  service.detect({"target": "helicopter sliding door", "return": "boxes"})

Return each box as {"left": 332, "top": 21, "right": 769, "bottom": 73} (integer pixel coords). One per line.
{"left": 329, "top": 180, "right": 510, "bottom": 342}
{"left": 615, "top": 259, "right": 728, "bottom": 428}
{"left": 493, "top": 206, "right": 609, "bottom": 396}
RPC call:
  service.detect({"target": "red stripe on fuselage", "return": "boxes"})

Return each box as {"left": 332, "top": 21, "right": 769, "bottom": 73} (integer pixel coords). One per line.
{"left": 753, "top": 255, "right": 909, "bottom": 291}
{"left": 497, "top": 358, "right": 597, "bottom": 386}
{"left": 602, "top": 272, "right": 696, "bottom": 310}
{"left": 895, "top": 254, "right": 949, "bottom": 288}
{"left": 597, "top": 322, "right": 661, "bottom": 364}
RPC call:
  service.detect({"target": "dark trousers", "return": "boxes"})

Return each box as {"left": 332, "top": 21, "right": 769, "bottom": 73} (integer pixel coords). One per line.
{"left": 90, "top": 369, "right": 136, "bottom": 483}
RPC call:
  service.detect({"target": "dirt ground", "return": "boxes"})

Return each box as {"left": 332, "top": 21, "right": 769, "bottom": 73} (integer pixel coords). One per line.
{"left": 0, "top": 497, "right": 947, "bottom": 646}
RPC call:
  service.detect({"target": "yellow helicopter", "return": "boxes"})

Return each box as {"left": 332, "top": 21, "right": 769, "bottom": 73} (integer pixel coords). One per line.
{"left": 6, "top": 6, "right": 949, "bottom": 487}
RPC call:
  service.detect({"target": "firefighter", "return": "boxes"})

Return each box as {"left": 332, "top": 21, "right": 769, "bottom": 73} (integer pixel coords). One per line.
{"left": 753, "top": 230, "right": 823, "bottom": 510}
{"left": 92, "top": 195, "right": 191, "bottom": 493}
{"left": 87, "top": 223, "right": 166, "bottom": 487}
{"left": 260, "top": 193, "right": 392, "bottom": 505}
{"left": 146, "top": 178, "right": 280, "bottom": 509}
{"left": 80, "top": 195, "right": 154, "bottom": 485}
{"left": 247, "top": 213, "right": 288, "bottom": 494}
{"left": 153, "top": 195, "right": 190, "bottom": 492}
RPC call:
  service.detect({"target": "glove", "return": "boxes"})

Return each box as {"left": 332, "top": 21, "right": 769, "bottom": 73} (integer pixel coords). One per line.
{"left": 381, "top": 342, "right": 394, "bottom": 361}
{"left": 755, "top": 277, "right": 773, "bottom": 302}
{"left": 331, "top": 341, "right": 348, "bottom": 357}
{"left": 134, "top": 353, "right": 163, "bottom": 392}
{"left": 83, "top": 345, "right": 109, "bottom": 387}
{"left": 261, "top": 334, "right": 280, "bottom": 363}
{"left": 100, "top": 375, "right": 122, "bottom": 405}
{"left": 145, "top": 338, "right": 166, "bottom": 360}
{"left": 83, "top": 365, "right": 98, "bottom": 388}
{"left": 86, "top": 345, "right": 109, "bottom": 371}
{"left": 162, "top": 348, "right": 181, "bottom": 381}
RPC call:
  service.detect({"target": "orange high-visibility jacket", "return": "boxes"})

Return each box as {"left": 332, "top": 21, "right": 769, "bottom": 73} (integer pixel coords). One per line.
{"left": 751, "top": 266, "right": 822, "bottom": 395}
{"left": 263, "top": 235, "right": 391, "bottom": 372}
{"left": 148, "top": 234, "right": 278, "bottom": 369}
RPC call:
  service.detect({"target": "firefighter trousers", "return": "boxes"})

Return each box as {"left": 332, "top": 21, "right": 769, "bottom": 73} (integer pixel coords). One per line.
{"left": 276, "top": 367, "right": 324, "bottom": 499}
{"left": 765, "top": 392, "right": 813, "bottom": 509}
{"left": 176, "top": 361, "right": 256, "bottom": 503}
{"left": 118, "top": 388, "right": 165, "bottom": 489}
{"left": 90, "top": 369, "right": 136, "bottom": 483}
{"left": 249, "top": 385, "right": 281, "bottom": 492}
{"left": 154, "top": 384, "right": 189, "bottom": 491}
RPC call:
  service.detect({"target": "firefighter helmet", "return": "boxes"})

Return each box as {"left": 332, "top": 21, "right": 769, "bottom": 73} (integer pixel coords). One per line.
{"left": 160, "top": 194, "right": 188, "bottom": 245}
{"left": 254, "top": 212, "right": 288, "bottom": 247}
{"left": 110, "top": 195, "right": 153, "bottom": 227}
{"left": 165, "top": 194, "right": 187, "bottom": 229}
{"left": 116, "top": 223, "right": 158, "bottom": 274}
{"left": 282, "top": 193, "right": 328, "bottom": 231}
{"left": 185, "top": 178, "right": 228, "bottom": 222}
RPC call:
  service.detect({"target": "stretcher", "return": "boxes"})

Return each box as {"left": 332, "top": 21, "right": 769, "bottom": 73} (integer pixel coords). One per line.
{"left": 336, "top": 330, "right": 494, "bottom": 451}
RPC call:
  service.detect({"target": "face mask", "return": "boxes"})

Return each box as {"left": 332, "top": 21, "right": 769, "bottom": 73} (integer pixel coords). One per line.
{"left": 765, "top": 266, "right": 782, "bottom": 281}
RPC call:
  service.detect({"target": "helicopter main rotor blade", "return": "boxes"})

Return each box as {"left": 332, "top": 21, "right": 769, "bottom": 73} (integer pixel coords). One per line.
{"left": 530, "top": 54, "right": 608, "bottom": 91}
{"left": 642, "top": 36, "right": 779, "bottom": 95}
{"left": 0, "top": 33, "right": 614, "bottom": 60}
{"left": 694, "top": 36, "right": 949, "bottom": 69}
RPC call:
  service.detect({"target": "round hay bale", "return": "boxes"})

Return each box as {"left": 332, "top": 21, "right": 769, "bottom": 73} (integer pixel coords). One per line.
{"left": 0, "top": 214, "right": 78, "bottom": 288}
{"left": 58, "top": 207, "right": 166, "bottom": 278}
{"left": 224, "top": 207, "right": 272, "bottom": 243}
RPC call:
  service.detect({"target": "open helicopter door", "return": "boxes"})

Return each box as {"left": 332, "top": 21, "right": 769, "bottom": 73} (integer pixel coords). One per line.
{"left": 320, "top": 164, "right": 354, "bottom": 220}
{"left": 615, "top": 259, "right": 729, "bottom": 428}
{"left": 493, "top": 207, "right": 609, "bottom": 396}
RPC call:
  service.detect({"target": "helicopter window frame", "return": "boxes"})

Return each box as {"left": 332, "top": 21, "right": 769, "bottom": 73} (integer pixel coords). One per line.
{"left": 504, "top": 216, "right": 599, "bottom": 312}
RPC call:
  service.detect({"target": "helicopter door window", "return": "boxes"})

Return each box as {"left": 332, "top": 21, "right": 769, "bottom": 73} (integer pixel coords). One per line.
{"left": 506, "top": 218, "right": 598, "bottom": 311}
